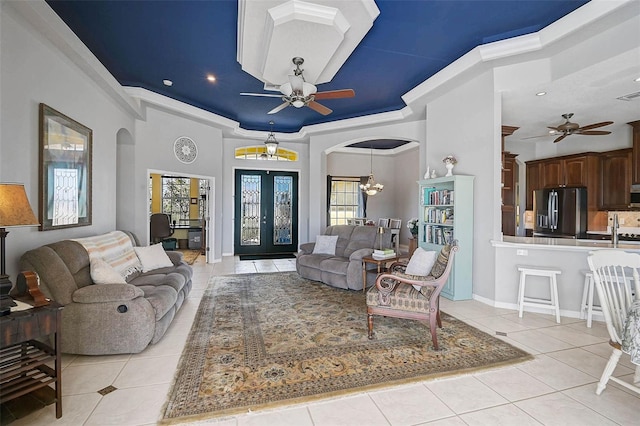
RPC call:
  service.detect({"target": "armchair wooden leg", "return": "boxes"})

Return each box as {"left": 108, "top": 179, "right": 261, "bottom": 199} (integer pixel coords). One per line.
{"left": 436, "top": 310, "right": 442, "bottom": 328}
{"left": 367, "top": 314, "right": 374, "bottom": 339}
{"left": 430, "top": 315, "right": 439, "bottom": 350}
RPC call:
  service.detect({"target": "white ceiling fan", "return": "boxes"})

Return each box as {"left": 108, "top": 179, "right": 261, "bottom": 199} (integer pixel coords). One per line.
{"left": 240, "top": 57, "right": 355, "bottom": 115}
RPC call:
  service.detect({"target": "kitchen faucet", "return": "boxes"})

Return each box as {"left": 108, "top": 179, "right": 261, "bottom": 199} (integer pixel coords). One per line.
{"left": 611, "top": 213, "right": 619, "bottom": 247}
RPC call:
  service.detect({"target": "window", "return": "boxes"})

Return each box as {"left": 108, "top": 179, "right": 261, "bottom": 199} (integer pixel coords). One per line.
{"left": 329, "top": 177, "right": 362, "bottom": 226}
{"left": 162, "top": 176, "right": 191, "bottom": 222}
{"left": 234, "top": 146, "right": 298, "bottom": 161}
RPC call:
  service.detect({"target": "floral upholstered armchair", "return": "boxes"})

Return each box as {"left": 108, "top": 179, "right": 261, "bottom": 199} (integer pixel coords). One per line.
{"left": 366, "top": 243, "right": 458, "bottom": 350}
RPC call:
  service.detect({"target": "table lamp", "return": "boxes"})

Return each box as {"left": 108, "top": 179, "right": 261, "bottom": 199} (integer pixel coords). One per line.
{"left": 0, "top": 183, "right": 40, "bottom": 316}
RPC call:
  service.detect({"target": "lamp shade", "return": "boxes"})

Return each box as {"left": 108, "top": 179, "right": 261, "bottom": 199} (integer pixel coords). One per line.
{"left": 265, "top": 137, "right": 279, "bottom": 156}
{"left": 0, "top": 183, "right": 39, "bottom": 227}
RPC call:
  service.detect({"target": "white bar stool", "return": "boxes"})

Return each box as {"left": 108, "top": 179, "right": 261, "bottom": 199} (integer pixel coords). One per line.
{"left": 580, "top": 269, "right": 602, "bottom": 328}
{"left": 517, "top": 265, "right": 562, "bottom": 323}
{"left": 581, "top": 269, "right": 634, "bottom": 328}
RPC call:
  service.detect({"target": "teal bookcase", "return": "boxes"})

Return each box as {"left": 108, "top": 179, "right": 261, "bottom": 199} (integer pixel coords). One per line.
{"left": 418, "top": 175, "right": 474, "bottom": 300}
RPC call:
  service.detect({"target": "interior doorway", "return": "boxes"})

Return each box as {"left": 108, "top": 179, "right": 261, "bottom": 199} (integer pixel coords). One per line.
{"left": 147, "top": 170, "right": 214, "bottom": 263}
{"left": 234, "top": 169, "right": 298, "bottom": 256}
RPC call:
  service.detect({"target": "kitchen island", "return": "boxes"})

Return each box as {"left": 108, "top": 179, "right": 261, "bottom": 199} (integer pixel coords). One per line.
{"left": 489, "top": 236, "right": 639, "bottom": 321}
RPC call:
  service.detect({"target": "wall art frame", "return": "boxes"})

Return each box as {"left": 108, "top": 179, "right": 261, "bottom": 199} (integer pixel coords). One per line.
{"left": 39, "top": 103, "right": 92, "bottom": 231}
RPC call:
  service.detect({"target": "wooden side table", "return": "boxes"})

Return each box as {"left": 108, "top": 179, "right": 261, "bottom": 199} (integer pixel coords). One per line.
{"left": 361, "top": 255, "right": 399, "bottom": 292}
{"left": 0, "top": 302, "right": 63, "bottom": 419}
{"left": 408, "top": 236, "right": 418, "bottom": 257}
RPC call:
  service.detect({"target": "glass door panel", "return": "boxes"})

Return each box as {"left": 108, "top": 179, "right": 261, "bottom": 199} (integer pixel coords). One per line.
{"left": 234, "top": 169, "right": 298, "bottom": 255}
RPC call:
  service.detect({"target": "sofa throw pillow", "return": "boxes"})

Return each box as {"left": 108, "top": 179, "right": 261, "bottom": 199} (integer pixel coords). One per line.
{"left": 405, "top": 247, "right": 437, "bottom": 276}
{"left": 404, "top": 247, "right": 437, "bottom": 291}
{"left": 312, "top": 235, "right": 339, "bottom": 255}
{"left": 134, "top": 243, "right": 174, "bottom": 273}
{"left": 91, "top": 258, "right": 127, "bottom": 284}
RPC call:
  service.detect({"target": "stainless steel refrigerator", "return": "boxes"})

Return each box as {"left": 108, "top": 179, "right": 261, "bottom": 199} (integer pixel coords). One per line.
{"left": 533, "top": 187, "right": 587, "bottom": 238}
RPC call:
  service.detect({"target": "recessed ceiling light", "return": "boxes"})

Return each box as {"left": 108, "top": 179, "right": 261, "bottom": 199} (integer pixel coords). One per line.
{"left": 207, "top": 74, "right": 216, "bottom": 82}
{"left": 163, "top": 79, "right": 173, "bottom": 87}
{"left": 535, "top": 91, "right": 547, "bottom": 96}
{"left": 635, "top": 77, "right": 640, "bottom": 82}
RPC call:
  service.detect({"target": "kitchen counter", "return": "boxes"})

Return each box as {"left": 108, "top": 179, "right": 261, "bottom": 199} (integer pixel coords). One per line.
{"left": 490, "top": 235, "right": 639, "bottom": 321}
{"left": 492, "top": 235, "right": 640, "bottom": 252}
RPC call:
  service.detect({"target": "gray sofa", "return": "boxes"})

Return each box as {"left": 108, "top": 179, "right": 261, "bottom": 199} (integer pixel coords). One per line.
{"left": 296, "top": 225, "right": 393, "bottom": 290}
{"left": 18, "top": 231, "right": 193, "bottom": 355}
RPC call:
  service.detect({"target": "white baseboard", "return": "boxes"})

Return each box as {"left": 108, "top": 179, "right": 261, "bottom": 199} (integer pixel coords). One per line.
{"left": 471, "top": 293, "right": 604, "bottom": 323}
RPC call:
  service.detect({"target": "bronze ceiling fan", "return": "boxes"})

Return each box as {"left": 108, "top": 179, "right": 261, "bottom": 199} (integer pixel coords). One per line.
{"left": 240, "top": 57, "right": 355, "bottom": 116}
{"left": 546, "top": 113, "right": 613, "bottom": 143}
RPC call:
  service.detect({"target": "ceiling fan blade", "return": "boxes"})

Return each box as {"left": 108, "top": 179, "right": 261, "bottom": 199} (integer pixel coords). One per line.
{"left": 240, "top": 92, "right": 282, "bottom": 98}
{"left": 553, "top": 134, "right": 568, "bottom": 143}
{"left": 521, "top": 134, "right": 555, "bottom": 140}
{"left": 307, "top": 100, "right": 332, "bottom": 115}
{"left": 577, "top": 130, "right": 612, "bottom": 136}
{"left": 314, "top": 89, "right": 355, "bottom": 100}
{"left": 267, "top": 102, "right": 290, "bottom": 115}
{"left": 578, "top": 121, "right": 613, "bottom": 131}
{"left": 288, "top": 75, "right": 304, "bottom": 93}
{"left": 547, "top": 126, "right": 562, "bottom": 132}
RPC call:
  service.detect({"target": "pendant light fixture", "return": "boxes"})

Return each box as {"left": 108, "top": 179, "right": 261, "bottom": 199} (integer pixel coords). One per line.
{"left": 360, "top": 148, "right": 384, "bottom": 196}
{"left": 264, "top": 121, "right": 279, "bottom": 157}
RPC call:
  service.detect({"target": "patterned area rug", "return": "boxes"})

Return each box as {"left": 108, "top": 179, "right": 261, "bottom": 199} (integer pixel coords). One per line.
{"left": 161, "top": 272, "right": 532, "bottom": 423}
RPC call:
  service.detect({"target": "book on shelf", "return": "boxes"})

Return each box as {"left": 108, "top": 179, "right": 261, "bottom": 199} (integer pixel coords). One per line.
{"left": 424, "top": 207, "right": 454, "bottom": 224}
{"left": 422, "top": 188, "right": 455, "bottom": 206}
{"left": 424, "top": 225, "right": 454, "bottom": 245}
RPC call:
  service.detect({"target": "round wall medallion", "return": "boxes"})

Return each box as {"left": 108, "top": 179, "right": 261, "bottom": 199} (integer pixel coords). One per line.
{"left": 173, "top": 136, "right": 198, "bottom": 164}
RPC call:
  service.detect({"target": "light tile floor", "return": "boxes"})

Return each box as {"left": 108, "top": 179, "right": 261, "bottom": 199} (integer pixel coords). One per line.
{"left": 11, "top": 256, "right": 640, "bottom": 426}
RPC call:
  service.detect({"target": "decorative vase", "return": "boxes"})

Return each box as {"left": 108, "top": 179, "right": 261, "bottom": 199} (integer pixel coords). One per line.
{"left": 445, "top": 162, "right": 454, "bottom": 177}
{"left": 430, "top": 169, "right": 437, "bottom": 179}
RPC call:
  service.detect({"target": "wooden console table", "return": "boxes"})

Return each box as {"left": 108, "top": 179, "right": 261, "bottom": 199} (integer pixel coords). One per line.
{"left": 0, "top": 302, "right": 63, "bottom": 419}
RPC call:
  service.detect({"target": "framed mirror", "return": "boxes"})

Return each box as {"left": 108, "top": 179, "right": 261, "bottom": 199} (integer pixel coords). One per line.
{"left": 39, "top": 103, "right": 92, "bottom": 231}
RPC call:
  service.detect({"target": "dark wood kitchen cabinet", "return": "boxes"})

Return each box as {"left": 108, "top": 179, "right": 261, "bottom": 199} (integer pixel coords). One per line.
{"left": 526, "top": 153, "right": 600, "bottom": 229}
{"left": 501, "top": 126, "right": 519, "bottom": 236}
{"left": 630, "top": 120, "right": 640, "bottom": 184}
{"left": 600, "top": 148, "right": 632, "bottom": 209}
{"left": 525, "top": 161, "right": 540, "bottom": 210}
{"left": 526, "top": 153, "right": 600, "bottom": 208}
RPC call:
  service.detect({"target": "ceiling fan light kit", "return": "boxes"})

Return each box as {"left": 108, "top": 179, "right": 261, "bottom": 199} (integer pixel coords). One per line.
{"left": 242, "top": 57, "right": 355, "bottom": 116}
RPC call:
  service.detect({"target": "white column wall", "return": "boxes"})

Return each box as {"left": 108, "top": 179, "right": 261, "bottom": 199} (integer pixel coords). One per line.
{"left": 424, "top": 70, "right": 501, "bottom": 301}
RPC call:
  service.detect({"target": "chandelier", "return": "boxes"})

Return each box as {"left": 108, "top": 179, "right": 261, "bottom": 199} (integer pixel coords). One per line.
{"left": 264, "top": 121, "right": 279, "bottom": 156}
{"left": 360, "top": 148, "right": 383, "bottom": 196}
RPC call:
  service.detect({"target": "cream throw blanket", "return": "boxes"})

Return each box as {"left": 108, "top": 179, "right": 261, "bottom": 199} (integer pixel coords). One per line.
{"left": 74, "top": 231, "right": 142, "bottom": 279}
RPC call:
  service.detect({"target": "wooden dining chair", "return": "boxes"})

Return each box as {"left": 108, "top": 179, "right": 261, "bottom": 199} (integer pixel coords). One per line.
{"left": 587, "top": 249, "right": 640, "bottom": 396}
{"left": 366, "top": 244, "right": 458, "bottom": 350}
